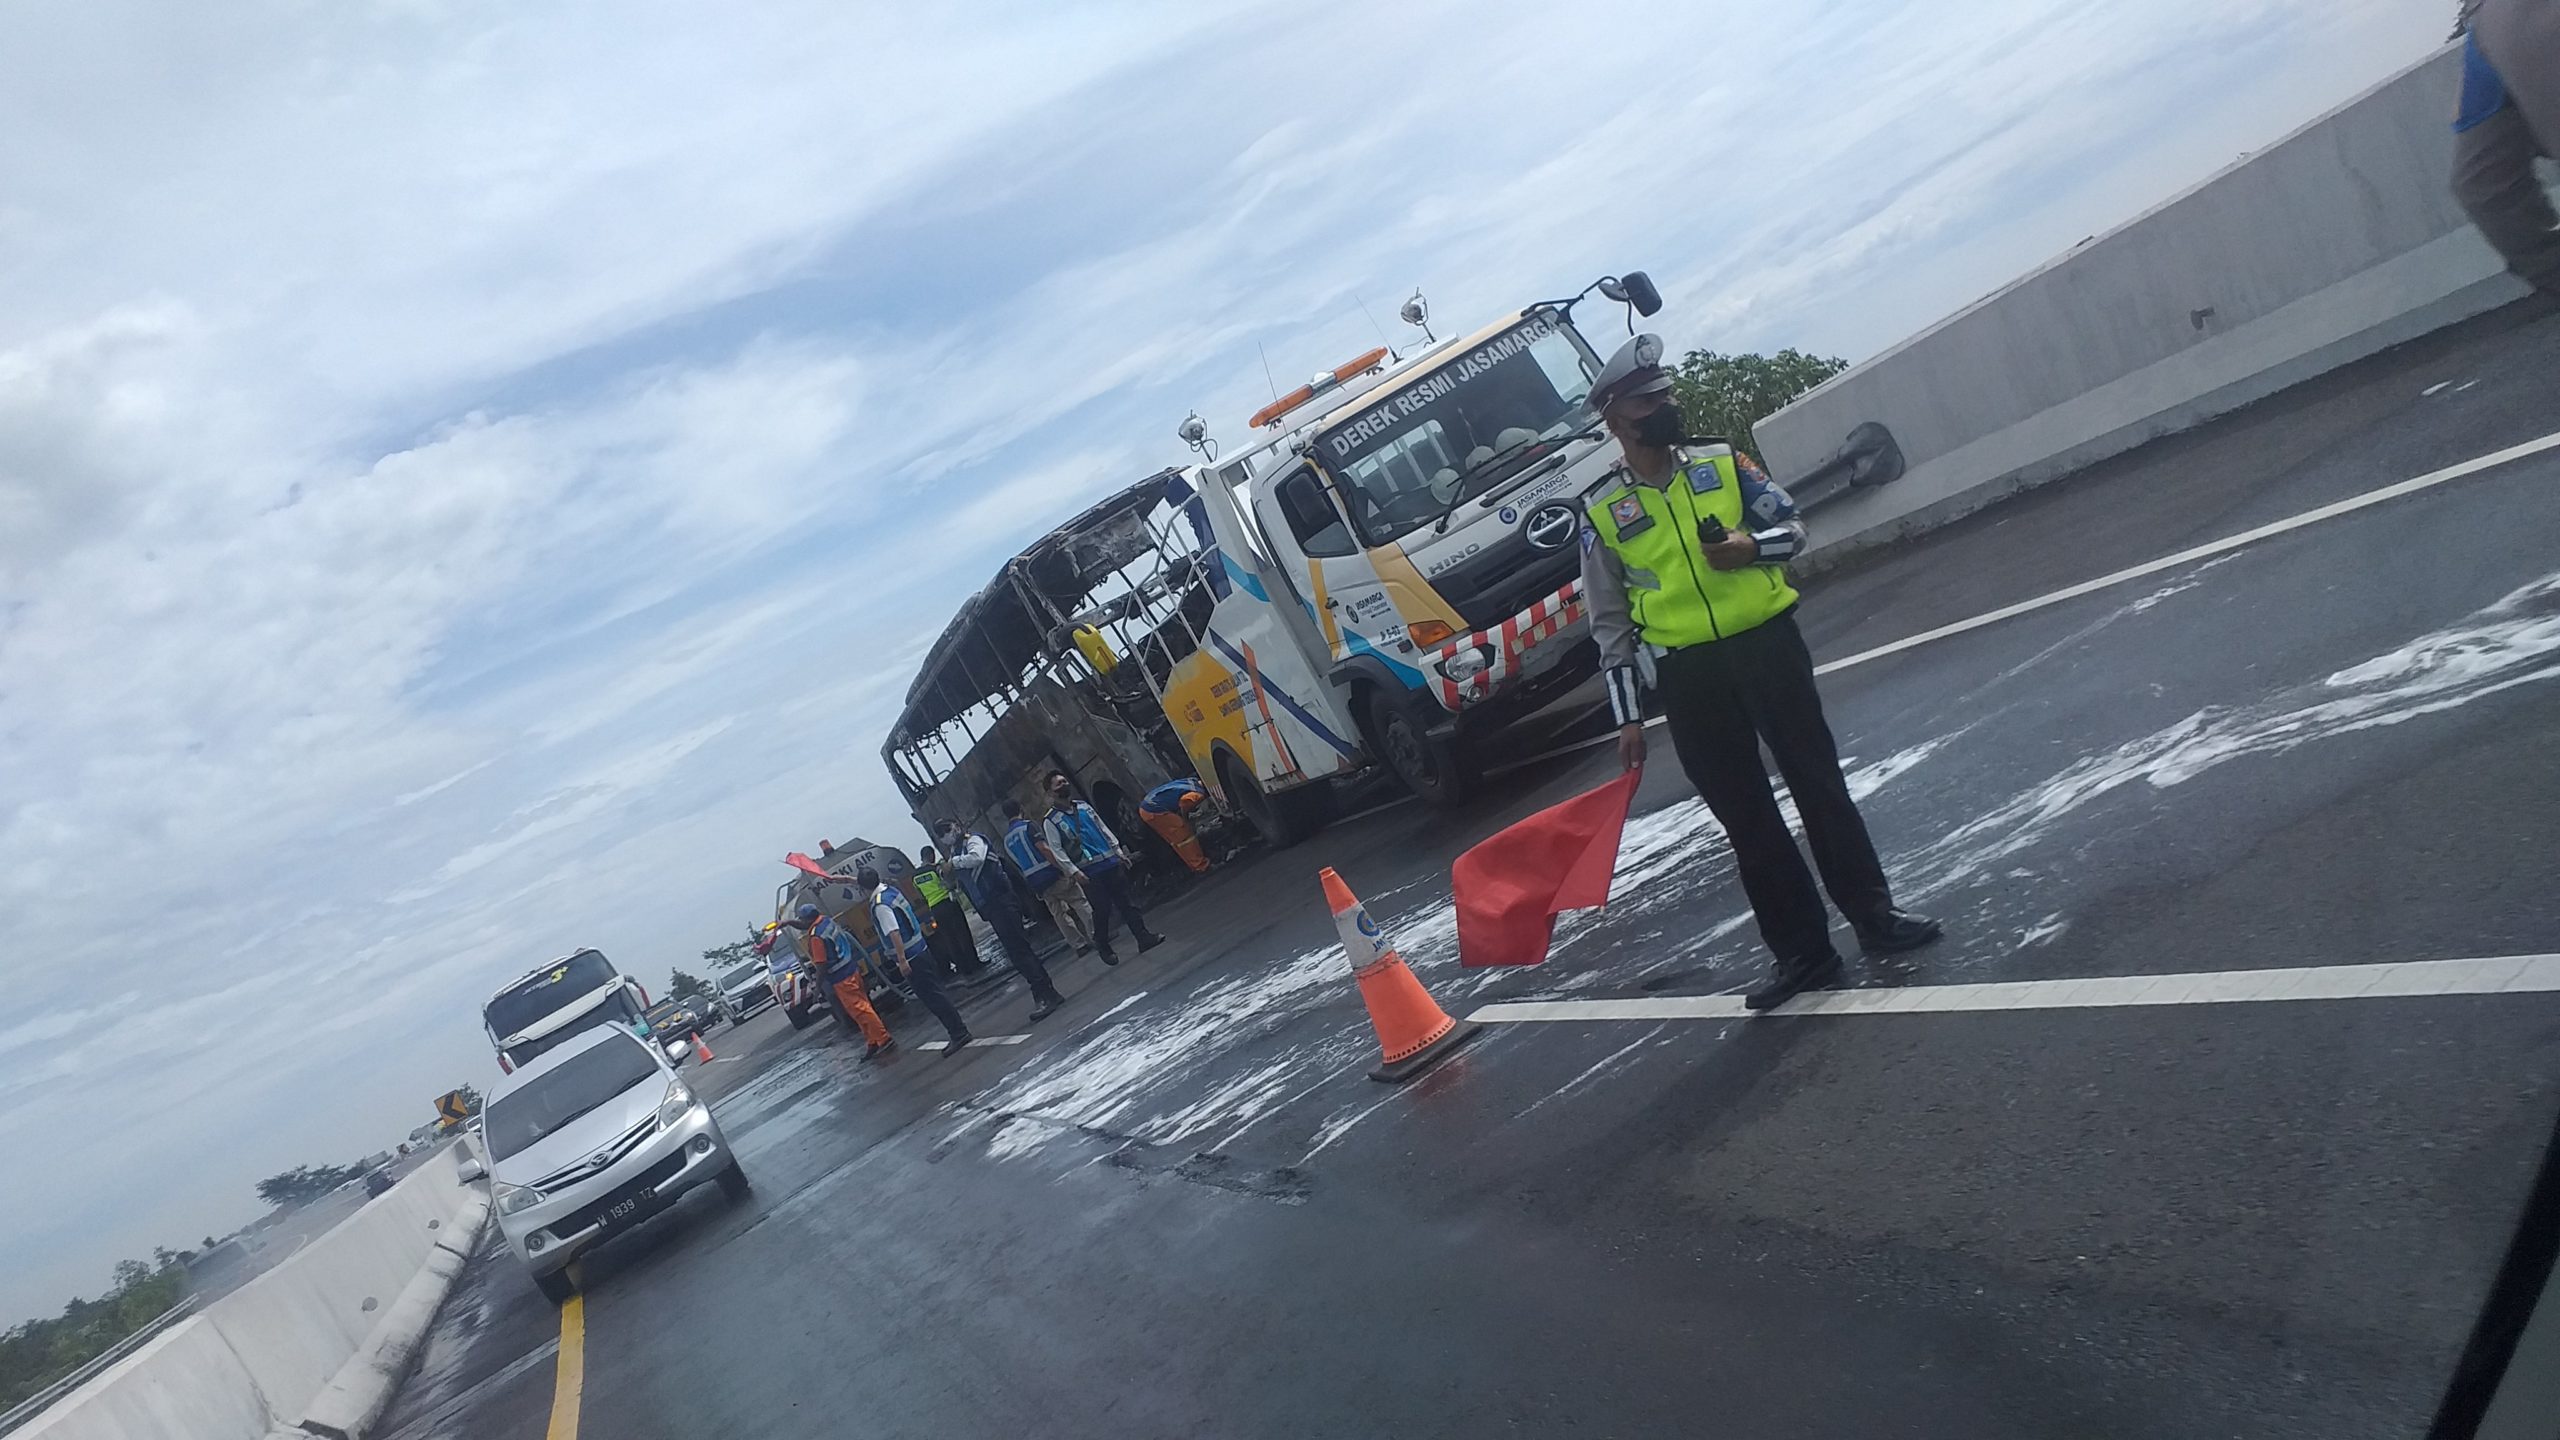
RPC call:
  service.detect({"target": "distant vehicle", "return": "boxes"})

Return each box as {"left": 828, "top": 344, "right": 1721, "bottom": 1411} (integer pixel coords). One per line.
{"left": 776, "top": 951, "right": 829, "bottom": 1031}
{"left": 715, "top": 957, "right": 775, "bottom": 1022}
{"left": 483, "top": 948, "right": 654, "bottom": 1075}
{"left": 361, "top": 1167, "right": 395, "bottom": 1199}
{"left": 643, "top": 996, "right": 710, "bottom": 1064}
{"left": 484, "top": 1024, "right": 747, "bottom": 1303}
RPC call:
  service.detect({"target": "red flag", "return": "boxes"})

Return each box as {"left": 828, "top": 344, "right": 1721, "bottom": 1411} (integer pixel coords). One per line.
{"left": 783, "top": 852, "right": 835, "bottom": 880}
{"left": 1453, "top": 770, "right": 1640, "bottom": 967}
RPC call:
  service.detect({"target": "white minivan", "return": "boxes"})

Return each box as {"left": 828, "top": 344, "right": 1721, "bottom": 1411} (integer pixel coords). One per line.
{"left": 483, "top": 1024, "right": 747, "bottom": 1302}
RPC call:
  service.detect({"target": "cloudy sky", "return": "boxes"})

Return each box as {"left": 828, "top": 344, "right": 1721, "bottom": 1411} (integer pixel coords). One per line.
{"left": 0, "top": 0, "right": 2445, "bottom": 1319}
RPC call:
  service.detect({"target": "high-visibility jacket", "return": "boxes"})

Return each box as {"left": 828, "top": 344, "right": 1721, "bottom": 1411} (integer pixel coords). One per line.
{"left": 1584, "top": 447, "right": 1797, "bottom": 648}
{"left": 1003, "top": 818, "right": 1060, "bottom": 888}
{"left": 913, "top": 867, "right": 952, "bottom": 908}
{"left": 869, "top": 885, "right": 932, "bottom": 963}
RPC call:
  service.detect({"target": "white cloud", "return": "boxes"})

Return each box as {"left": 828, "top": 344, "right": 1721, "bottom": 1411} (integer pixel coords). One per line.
{"left": 0, "top": 0, "right": 2445, "bottom": 1316}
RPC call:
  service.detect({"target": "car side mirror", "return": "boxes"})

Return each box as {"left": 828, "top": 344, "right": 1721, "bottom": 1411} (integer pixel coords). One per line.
{"left": 457, "top": 1155, "right": 485, "bottom": 1182}
{"left": 1599, "top": 270, "right": 1662, "bottom": 317}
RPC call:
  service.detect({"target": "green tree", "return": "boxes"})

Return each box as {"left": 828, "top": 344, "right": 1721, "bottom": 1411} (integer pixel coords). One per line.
{"left": 701, "top": 939, "right": 757, "bottom": 974}
{"left": 668, "top": 969, "right": 715, "bottom": 1002}
{"left": 0, "top": 1250, "right": 191, "bottom": 1410}
{"left": 254, "top": 1163, "right": 360, "bottom": 1207}
{"left": 1666, "top": 348, "right": 1849, "bottom": 462}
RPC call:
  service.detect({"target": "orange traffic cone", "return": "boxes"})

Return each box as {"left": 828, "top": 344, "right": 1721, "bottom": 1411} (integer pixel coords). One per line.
{"left": 691, "top": 1032, "right": 716, "bottom": 1063}
{"left": 1321, "top": 867, "right": 1483, "bottom": 1083}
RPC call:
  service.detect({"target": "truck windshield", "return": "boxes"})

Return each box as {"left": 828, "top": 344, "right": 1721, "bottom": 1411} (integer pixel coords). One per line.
{"left": 484, "top": 948, "right": 620, "bottom": 1041}
{"left": 1313, "top": 313, "right": 1597, "bottom": 546}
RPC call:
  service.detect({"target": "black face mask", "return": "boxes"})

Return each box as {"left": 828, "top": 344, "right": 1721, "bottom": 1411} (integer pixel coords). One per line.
{"left": 1632, "top": 400, "right": 1687, "bottom": 449}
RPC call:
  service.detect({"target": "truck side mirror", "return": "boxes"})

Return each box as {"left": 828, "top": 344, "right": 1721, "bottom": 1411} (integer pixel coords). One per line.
{"left": 1603, "top": 271, "right": 1662, "bottom": 317}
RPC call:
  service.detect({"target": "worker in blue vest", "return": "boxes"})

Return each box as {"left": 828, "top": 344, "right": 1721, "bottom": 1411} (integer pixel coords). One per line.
{"left": 854, "top": 865, "right": 972, "bottom": 1051}
{"left": 1003, "top": 797, "right": 1097, "bottom": 955}
{"left": 1579, "top": 332, "right": 1940, "bottom": 1010}
{"left": 1041, "top": 770, "right": 1166, "bottom": 964}
{"left": 934, "top": 819, "right": 1066, "bottom": 1021}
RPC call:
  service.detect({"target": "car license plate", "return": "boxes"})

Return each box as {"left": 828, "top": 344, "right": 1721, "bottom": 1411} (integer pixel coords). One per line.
{"left": 600, "top": 1189, "right": 654, "bottom": 1228}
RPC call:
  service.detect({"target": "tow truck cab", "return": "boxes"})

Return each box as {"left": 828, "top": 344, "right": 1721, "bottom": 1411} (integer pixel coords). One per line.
{"left": 1164, "top": 278, "right": 1653, "bottom": 822}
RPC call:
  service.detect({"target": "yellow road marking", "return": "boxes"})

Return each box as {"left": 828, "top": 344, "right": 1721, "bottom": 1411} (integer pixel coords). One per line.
{"left": 546, "top": 1289, "right": 584, "bottom": 1440}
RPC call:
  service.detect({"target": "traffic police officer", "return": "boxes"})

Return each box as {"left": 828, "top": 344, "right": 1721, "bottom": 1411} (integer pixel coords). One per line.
{"left": 1578, "top": 332, "right": 1940, "bottom": 1008}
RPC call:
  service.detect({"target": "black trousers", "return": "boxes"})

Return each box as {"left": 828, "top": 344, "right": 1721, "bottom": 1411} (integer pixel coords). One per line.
{"left": 1657, "top": 609, "right": 1896, "bottom": 963}
{"left": 926, "top": 899, "right": 985, "bottom": 975}
{"left": 898, "top": 951, "right": 970, "bottom": 1043}
{"left": 1083, "top": 863, "right": 1152, "bottom": 955}
{"left": 980, "top": 898, "right": 1064, "bottom": 1004}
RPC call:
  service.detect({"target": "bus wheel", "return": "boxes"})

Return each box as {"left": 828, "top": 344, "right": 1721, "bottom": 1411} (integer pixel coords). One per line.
{"left": 1219, "top": 753, "right": 1328, "bottom": 848}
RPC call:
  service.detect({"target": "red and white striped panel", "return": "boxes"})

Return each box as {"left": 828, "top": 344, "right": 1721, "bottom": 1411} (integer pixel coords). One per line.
{"left": 1427, "top": 580, "right": 1587, "bottom": 713}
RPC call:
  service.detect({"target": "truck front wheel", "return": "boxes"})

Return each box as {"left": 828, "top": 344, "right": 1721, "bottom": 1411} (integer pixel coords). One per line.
{"left": 1366, "top": 686, "right": 1475, "bottom": 808}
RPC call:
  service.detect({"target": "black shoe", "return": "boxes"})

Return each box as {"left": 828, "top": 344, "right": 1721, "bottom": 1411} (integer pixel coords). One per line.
{"left": 1098, "top": 949, "right": 1120, "bottom": 966}
{"left": 942, "top": 1033, "right": 972, "bottom": 1054}
{"left": 1854, "top": 910, "right": 1943, "bottom": 955}
{"left": 862, "top": 1038, "right": 894, "bottom": 1063}
{"left": 1028, "top": 1000, "right": 1059, "bottom": 1022}
{"left": 1746, "top": 949, "right": 1843, "bottom": 1012}
{"left": 1136, "top": 932, "right": 1166, "bottom": 952}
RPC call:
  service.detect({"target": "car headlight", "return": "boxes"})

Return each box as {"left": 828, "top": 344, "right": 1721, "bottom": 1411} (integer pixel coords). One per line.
{"left": 1440, "top": 645, "right": 1492, "bottom": 682}
{"left": 657, "top": 1077, "right": 695, "bottom": 1129}
{"left": 493, "top": 1180, "right": 541, "bottom": 1216}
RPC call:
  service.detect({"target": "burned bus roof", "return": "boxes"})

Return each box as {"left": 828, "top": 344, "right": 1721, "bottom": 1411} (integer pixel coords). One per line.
{"left": 884, "top": 466, "right": 1190, "bottom": 750}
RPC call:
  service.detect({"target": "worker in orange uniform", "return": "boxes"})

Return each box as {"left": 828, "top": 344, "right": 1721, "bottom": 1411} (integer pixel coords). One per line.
{"left": 791, "top": 901, "right": 895, "bottom": 1060}
{"left": 1136, "top": 777, "right": 1213, "bottom": 874}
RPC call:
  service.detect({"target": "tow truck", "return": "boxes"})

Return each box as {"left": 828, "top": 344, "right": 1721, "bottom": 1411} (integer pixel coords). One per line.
{"left": 882, "top": 270, "right": 1664, "bottom": 848}
{"left": 1154, "top": 270, "right": 1664, "bottom": 836}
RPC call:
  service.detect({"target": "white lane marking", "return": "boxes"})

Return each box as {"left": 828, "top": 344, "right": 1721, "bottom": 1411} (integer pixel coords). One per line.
{"left": 1472, "top": 428, "right": 2560, "bottom": 781}
{"left": 916, "top": 1034, "right": 1032, "bottom": 1051}
{"left": 1468, "top": 954, "right": 2560, "bottom": 1024}
{"left": 1808, "top": 428, "right": 2560, "bottom": 678}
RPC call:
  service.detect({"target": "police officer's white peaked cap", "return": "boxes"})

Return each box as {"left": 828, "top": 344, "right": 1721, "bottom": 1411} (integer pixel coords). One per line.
{"left": 1590, "top": 333, "right": 1673, "bottom": 414}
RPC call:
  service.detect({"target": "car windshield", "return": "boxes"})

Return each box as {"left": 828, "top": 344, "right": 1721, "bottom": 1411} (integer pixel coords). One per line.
{"left": 484, "top": 1036, "right": 659, "bottom": 1161}
{"left": 483, "top": 949, "right": 619, "bottom": 1040}
{"left": 723, "top": 961, "right": 765, "bottom": 989}
{"left": 1313, "top": 313, "right": 1597, "bottom": 546}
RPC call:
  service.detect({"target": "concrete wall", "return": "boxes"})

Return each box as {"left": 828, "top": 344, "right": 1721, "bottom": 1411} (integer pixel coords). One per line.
{"left": 1757, "top": 45, "right": 2537, "bottom": 565}
{"left": 21, "top": 1150, "right": 480, "bottom": 1440}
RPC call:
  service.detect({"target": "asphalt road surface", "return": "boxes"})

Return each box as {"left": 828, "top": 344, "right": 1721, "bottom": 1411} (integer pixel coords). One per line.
{"left": 377, "top": 301, "right": 2560, "bottom": 1440}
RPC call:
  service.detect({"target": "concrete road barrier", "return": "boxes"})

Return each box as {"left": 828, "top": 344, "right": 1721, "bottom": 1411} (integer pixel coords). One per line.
{"left": 295, "top": 1191, "right": 490, "bottom": 1440}
{"left": 17, "top": 1149, "right": 486, "bottom": 1440}
{"left": 1757, "top": 44, "right": 2538, "bottom": 570}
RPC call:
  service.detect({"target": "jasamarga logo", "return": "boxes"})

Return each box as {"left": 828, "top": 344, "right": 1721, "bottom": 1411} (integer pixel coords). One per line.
{"left": 1324, "top": 317, "right": 1560, "bottom": 461}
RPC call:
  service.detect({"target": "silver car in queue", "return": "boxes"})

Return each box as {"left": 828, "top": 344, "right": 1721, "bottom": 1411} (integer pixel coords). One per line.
{"left": 483, "top": 1023, "right": 749, "bottom": 1302}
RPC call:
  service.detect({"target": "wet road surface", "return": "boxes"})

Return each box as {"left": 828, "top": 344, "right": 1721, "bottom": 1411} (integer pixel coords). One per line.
{"left": 377, "top": 302, "right": 2560, "bottom": 1440}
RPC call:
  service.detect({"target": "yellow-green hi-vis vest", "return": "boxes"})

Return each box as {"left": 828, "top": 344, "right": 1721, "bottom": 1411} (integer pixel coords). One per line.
{"left": 1585, "top": 445, "right": 1798, "bottom": 648}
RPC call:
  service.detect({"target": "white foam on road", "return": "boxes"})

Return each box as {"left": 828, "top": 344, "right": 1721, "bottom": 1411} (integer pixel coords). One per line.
{"left": 1470, "top": 953, "right": 2560, "bottom": 1024}
{"left": 1892, "top": 570, "right": 2560, "bottom": 905}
